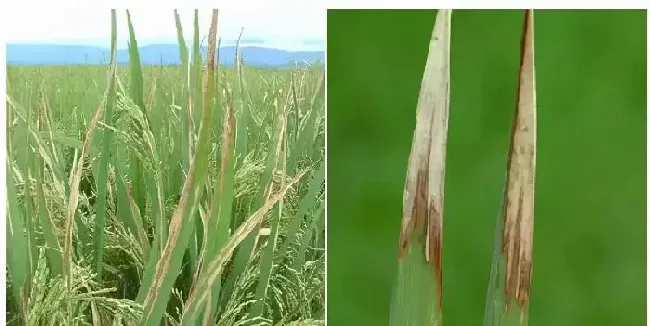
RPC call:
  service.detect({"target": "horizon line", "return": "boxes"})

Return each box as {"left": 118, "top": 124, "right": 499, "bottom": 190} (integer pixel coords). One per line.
{"left": 7, "top": 41, "right": 326, "bottom": 52}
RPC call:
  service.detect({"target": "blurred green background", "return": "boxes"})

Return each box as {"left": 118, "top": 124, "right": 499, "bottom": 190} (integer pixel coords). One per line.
{"left": 326, "top": 9, "right": 646, "bottom": 326}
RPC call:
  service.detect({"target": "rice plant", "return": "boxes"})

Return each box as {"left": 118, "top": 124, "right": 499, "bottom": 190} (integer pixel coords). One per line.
{"left": 6, "top": 9, "right": 325, "bottom": 326}
{"left": 390, "top": 9, "right": 537, "bottom": 326}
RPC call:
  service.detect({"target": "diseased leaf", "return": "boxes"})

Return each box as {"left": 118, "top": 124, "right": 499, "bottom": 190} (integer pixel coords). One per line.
{"left": 138, "top": 10, "right": 219, "bottom": 326}
{"left": 181, "top": 170, "right": 308, "bottom": 323}
{"left": 391, "top": 9, "right": 452, "bottom": 326}
{"left": 63, "top": 19, "right": 119, "bottom": 293}
{"left": 483, "top": 9, "right": 537, "bottom": 326}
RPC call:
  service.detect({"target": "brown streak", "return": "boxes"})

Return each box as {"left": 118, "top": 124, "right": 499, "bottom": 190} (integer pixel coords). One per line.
{"left": 413, "top": 169, "right": 429, "bottom": 228}
{"left": 399, "top": 168, "right": 430, "bottom": 258}
{"left": 509, "top": 187, "right": 525, "bottom": 309}
{"left": 144, "top": 10, "right": 220, "bottom": 315}
{"left": 428, "top": 200, "right": 443, "bottom": 311}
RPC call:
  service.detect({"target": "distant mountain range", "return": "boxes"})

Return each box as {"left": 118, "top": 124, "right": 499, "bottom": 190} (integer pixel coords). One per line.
{"left": 6, "top": 44, "right": 325, "bottom": 67}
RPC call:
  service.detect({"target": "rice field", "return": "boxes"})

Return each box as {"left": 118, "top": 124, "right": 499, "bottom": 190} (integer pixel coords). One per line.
{"left": 6, "top": 10, "right": 325, "bottom": 326}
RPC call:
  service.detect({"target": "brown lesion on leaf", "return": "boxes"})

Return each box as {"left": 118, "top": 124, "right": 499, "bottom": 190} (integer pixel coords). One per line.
{"left": 399, "top": 168, "right": 429, "bottom": 258}
{"left": 399, "top": 168, "right": 429, "bottom": 259}
{"left": 394, "top": 10, "right": 450, "bottom": 321}
{"left": 142, "top": 10, "right": 220, "bottom": 321}
{"left": 501, "top": 179, "right": 534, "bottom": 319}
{"left": 412, "top": 169, "right": 430, "bottom": 231}
{"left": 500, "top": 9, "right": 536, "bottom": 320}
{"left": 502, "top": 187, "right": 529, "bottom": 311}
{"left": 428, "top": 198, "right": 443, "bottom": 308}
{"left": 398, "top": 166, "right": 444, "bottom": 310}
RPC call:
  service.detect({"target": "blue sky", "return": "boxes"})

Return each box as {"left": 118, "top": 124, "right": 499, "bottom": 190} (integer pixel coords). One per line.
{"left": 6, "top": 8, "right": 325, "bottom": 51}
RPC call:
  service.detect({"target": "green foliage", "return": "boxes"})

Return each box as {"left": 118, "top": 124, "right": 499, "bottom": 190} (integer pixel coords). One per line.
{"left": 6, "top": 10, "right": 324, "bottom": 326}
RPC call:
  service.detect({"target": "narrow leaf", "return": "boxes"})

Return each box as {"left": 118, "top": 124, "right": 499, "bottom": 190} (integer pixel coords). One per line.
{"left": 483, "top": 9, "right": 537, "bottom": 326}
{"left": 138, "top": 11, "right": 219, "bottom": 326}
{"left": 181, "top": 170, "right": 307, "bottom": 323}
{"left": 6, "top": 164, "right": 29, "bottom": 320}
{"left": 126, "top": 9, "right": 147, "bottom": 219}
{"left": 62, "top": 25, "right": 118, "bottom": 294}
{"left": 390, "top": 9, "right": 452, "bottom": 326}
{"left": 234, "top": 27, "right": 248, "bottom": 166}
{"left": 277, "top": 161, "right": 324, "bottom": 260}
{"left": 251, "top": 81, "right": 289, "bottom": 317}
{"left": 92, "top": 9, "right": 118, "bottom": 279}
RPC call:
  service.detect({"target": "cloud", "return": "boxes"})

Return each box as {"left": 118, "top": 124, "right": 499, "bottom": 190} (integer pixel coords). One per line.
{"left": 5, "top": 8, "right": 325, "bottom": 50}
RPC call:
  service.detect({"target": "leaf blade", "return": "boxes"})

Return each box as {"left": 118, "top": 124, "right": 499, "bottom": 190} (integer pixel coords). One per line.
{"left": 483, "top": 9, "right": 537, "bottom": 326}
{"left": 390, "top": 9, "right": 452, "bottom": 326}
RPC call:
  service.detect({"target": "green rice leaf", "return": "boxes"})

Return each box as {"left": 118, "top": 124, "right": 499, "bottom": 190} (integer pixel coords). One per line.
{"left": 7, "top": 164, "right": 29, "bottom": 320}
{"left": 277, "top": 162, "right": 324, "bottom": 260}
{"left": 251, "top": 82, "right": 289, "bottom": 317}
{"left": 126, "top": 9, "right": 147, "bottom": 219}
{"left": 92, "top": 9, "right": 118, "bottom": 279}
